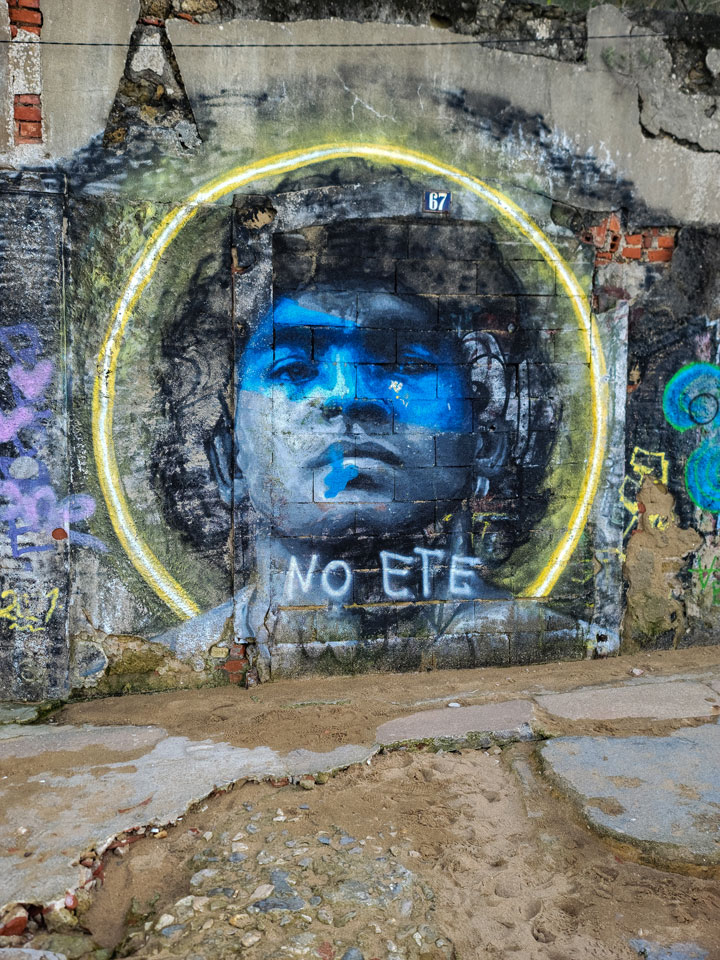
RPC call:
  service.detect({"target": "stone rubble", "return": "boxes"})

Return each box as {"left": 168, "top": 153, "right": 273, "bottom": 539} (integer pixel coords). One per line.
{"left": 118, "top": 801, "right": 454, "bottom": 960}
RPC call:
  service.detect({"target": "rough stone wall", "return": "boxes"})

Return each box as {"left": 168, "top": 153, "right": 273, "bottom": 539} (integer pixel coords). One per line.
{"left": 1, "top": 0, "right": 720, "bottom": 701}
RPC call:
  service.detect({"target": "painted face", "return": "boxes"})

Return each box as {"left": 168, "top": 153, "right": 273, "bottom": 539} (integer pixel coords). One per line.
{"left": 234, "top": 293, "right": 477, "bottom": 537}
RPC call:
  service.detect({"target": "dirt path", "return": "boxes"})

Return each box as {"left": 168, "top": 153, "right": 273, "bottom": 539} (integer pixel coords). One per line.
{"left": 13, "top": 648, "right": 720, "bottom": 958}
{"left": 68, "top": 742, "right": 720, "bottom": 960}
{"left": 57, "top": 647, "right": 720, "bottom": 753}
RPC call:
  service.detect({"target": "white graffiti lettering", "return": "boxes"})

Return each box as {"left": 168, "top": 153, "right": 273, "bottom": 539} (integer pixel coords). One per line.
{"left": 413, "top": 547, "right": 444, "bottom": 598}
{"left": 449, "top": 555, "right": 484, "bottom": 597}
{"left": 284, "top": 549, "right": 487, "bottom": 602}
{"left": 380, "top": 550, "right": 415, "bottom": 600}
{"left": 320, "top": 559, "right": 353, "bottom": 599}
{"left": 286, "top": 553, "right": 319, "bottom": 598}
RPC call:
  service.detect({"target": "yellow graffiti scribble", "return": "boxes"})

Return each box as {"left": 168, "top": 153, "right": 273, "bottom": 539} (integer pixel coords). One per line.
{"left": 620, "top": 446, "right": 670, "bottom": 537}
{"left": 44, "top": 587, "right": 59, "bottom": 622}
{"left": 630, "top": 447, "right": 669, "bottom": 486}
{"left": 596, "top": 546, "right": 627, "bottom": 565}
{"left": 0, "top": 588, "right": 61, "bottom": 632}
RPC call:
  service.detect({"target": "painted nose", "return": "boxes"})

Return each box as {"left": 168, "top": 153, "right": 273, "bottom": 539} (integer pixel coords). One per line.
{"left": 319, "top": 359, "right": 356, "bottom": 419}
{"left": 320, "top": 361, "right": 391, "bottom": 428}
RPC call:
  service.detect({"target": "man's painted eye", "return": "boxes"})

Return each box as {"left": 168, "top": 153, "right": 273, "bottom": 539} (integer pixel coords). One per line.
{"left": 396, "top": 355, "right": 437, "bottom": 374}
{"left": 269, "top": 360, "right": 317, "bottom": 383}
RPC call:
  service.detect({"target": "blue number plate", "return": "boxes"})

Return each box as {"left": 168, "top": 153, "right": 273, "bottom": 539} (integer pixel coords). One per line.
{"left": 423, "top": 190, "right": 451, "bottom": 213}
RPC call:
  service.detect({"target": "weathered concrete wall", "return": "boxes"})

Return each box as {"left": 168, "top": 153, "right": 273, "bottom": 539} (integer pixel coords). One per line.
{"left": 1, "top": 0, "right": 719, "bottom": 700}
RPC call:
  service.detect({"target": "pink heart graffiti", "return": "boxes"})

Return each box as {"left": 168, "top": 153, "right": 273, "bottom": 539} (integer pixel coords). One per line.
{"left": 8, "top": 360, "right": 54, "bottom": 401}
{"left": 0, "top": 405, "right": 35, "bottom": 444}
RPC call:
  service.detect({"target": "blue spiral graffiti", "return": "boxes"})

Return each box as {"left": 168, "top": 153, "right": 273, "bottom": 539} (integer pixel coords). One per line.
{"left": 663, "top": 362, "right": 720, "bottom": 512}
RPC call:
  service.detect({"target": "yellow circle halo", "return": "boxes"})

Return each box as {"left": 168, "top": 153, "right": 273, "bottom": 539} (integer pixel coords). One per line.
{"left": 92, "top": 143, "right": 609, "bottom": 621}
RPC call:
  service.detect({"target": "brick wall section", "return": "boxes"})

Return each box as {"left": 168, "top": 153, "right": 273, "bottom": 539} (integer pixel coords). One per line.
{"left": 13, "top": 94, "right": 42, "bottom": 144}
{"left": 7, "top": 0, "right": 42, "bottom": 38}
{"left": 581, "top": 214, "right": 676, "bottom": 266}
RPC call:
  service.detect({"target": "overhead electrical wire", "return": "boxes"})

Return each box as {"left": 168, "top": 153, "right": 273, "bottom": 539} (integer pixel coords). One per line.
{"left": 0, "top": 31, "right": 670, "bottom": 48}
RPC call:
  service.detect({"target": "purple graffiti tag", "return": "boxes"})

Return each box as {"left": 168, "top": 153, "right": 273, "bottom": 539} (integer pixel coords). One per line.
{"left": 0, "top": 324, "right": 42, "bottom": 367}
{"left": 0, "top": 406, "right": 35, "bottom": 444}
{"left": 0, "top": 326, "right": 105, "bottom": 561}
{"left": 0, "top": 480, "right": 57, "bottom": 528}
{"left": 8, "top": 359, "right": 54, "bottom": 402}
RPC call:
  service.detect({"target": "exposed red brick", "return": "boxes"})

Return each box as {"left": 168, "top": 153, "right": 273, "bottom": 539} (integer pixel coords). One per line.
{"left": 595, "top": 251, "right": 612, "bottom": 263}
{"left": 621, "top": 246, "right": 642, "bottom": 260}
{"left": 607, "top": 213, "right": 621, "bottom": 234}
{"left": 140, "top": 15, "right": 164, "bottom": 25}
{"left": 657, "top": 235, "right": 675, "bottom": 249}
{"left": 14, "top": 104, "right": 41, "bottom": 122}
{"left": 9, "top": 6, "right": 42, "bottom": 25}
{"left": 648, "top": 248, "right": 672, "bottom": 262}
{"left": 221, "top": 654, "right": 249, "bottom": 684}
{"left": 608, "top": 234, "right": 620, "bottom": 253}
{"left": 591, "top": 222, "right": 607, "bottom": 247}
{"left": 17, "top": 120, "right": 42, "bottom": 141}
{"left": 643, "top": 234, "right": 655, "bottom": 249}
{"left": 624, "top": 234, "right": 642, "bottom": 246}
{"left": 17, "top": 0, "right": 41, "bottom": 7}
{"left": 14, "top": 94, "right": 42, "bottom": 132}
{"left": 0, "top": 913, "right": 27, "bottom": 937}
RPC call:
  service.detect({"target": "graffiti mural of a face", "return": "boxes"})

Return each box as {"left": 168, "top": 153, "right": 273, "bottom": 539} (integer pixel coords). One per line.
{"left": 232, "top": 292, "right": 493, "bottom": 539}
{"left": 150, "top": 207, "right": 569, "bottom": 663}
{"left": 196, "top": 215, "right": 552, "bottom": 609}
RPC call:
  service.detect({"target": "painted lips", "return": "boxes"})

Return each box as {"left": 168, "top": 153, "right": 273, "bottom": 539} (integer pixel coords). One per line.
{"left": 306, "top": 440, "right": 403, "bottom": 470}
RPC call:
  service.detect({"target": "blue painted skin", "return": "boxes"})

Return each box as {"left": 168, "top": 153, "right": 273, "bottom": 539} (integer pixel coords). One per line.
{"left": 238, "top": 297, "right": 471, "bottom": 498}
{"left": 323, "top": 442, "right": 359, "bottom": 498}
{"left": 663, "top": 362, "right": 720, "bottom": 513}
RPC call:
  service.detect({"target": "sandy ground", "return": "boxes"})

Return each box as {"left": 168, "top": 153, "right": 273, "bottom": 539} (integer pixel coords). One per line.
{"left": 84, "top": 743, "right": 720, "bottom": 959}
{"left": 36, "top": 648, "right": 720, "bottom": 958}
{"left": 57, "top": 647, "right": 720, "bottom": 752}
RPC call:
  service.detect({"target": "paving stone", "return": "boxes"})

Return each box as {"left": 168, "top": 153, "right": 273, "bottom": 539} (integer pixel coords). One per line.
{"left": 536, "top": 681, "right": 720, "bottom": 721}
{"left": 17, "top": 932, "right": 98, "bottom": 958}
{"left": 0, "top": 950, "right": 69, "bottom": 959}
{"left": 0, "top": 704, "right": 45, "bottom": 725}
{"left": 540, "top": 723, "right": 720, "bottom": 865}
{"left": 630, "top": 939, "right": 709, "bottom": 959}
{"left": 375, "top": 699, "right": 537, "bottom": 747}
{"left": 0, "top": 725, "right": 375, "bottom": 910}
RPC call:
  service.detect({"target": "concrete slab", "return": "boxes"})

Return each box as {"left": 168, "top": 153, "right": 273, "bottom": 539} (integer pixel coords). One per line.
{"left": 630, "top": 940, "right": 708, "bottom": 960}
{"left": 536, "top": 681, "right": 720, "bottom": 721}
{"left": 0, "top": 704, "right": 44, "bottom": 725}
{"left": 540, "top": 724, "right": 720, "bottom": 865}
{"left": 40, "top": 0, "right": 138, "bottom": 159}
{"left": 0, "top": 950, "right": 67, "bottom": 959}
{"left": 375, "top": 699, "right": 536, "bottom": 747}
{"left": 0, "top": 724, "right": 375, "bottom": 910}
